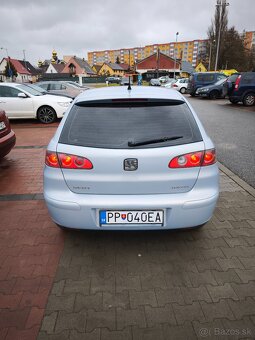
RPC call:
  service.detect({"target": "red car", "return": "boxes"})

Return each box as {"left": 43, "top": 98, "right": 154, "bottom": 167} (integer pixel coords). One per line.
{"left": 0, "top": 110, "right": 16, "bottom": 158}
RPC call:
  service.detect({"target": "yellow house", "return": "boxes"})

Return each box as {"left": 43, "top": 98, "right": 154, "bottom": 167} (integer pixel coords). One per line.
{"left": 92, "top": 64, "right": 102, "bottom": 74}
{"left": 195, "top": 62, "right": 207, "bottom": 72}
{"left": 98, "top": 63, "right": 125, "bottom": 76}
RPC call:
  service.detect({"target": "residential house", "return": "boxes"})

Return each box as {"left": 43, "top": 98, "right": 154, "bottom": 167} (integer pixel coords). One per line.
{"left": 0, "top": 57, "right": 32, "bottom": 82}
{"left": 195, "top": 62, "right": 207, "bottom": 72}
{"left": 19, "top": 60, "right": 42, "bottom": 82}
{"left": 62, "top": 56, "right": 96, "bottom": 76}
{"left": 98, "top": 63, "right": 126, "bottom": 77}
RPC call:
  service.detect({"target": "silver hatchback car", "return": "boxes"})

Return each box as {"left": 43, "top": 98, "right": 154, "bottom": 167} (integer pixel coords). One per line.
{"left": 44, "top": 86, "right": 219, "bottom": 230}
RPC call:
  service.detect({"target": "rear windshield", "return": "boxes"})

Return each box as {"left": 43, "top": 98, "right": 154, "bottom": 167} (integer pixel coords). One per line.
{"left": 197, "top": 74, "right": 215, "bottom": 82}
{"left": 59, "top": 100, "right": 202, "bottom": 149}
{"left": 241, "top": 73, "right": 255, "bottom": 84}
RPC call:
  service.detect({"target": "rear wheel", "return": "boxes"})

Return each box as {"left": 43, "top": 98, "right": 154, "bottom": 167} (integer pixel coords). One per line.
{"left": 180, "top": 87, "right": 186, "bottom": 94}
{"left": 243, "top": 93, "right": 255, "bottom": 106}
{"left": 37, "top": 106, "right": 57, "bottom": 124}
{"left": 209, "top": 90, "right": 219, "bottom": 100}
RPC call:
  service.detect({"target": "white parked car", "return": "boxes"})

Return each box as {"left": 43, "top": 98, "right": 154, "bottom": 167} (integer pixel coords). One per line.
{"left": 171, "top": 78, "right": 189, "bottom": 94}
{"left": 0, "top": 83, "right": 72, "bottom": 124}
{"left": 161, "top": 79, "right": 177, "bottom": 88}
{"left": 44, "top": 86, "right": 219, "bottom": 230}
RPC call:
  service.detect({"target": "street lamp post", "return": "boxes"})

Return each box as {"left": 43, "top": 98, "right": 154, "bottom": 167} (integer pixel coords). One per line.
{"left": 208, "top": 40, "right": 215, "bottom": 71}
{"left": 23, "top": 49, "right": 27, "bottom": 70}
{"left": 1, "top": 47, "right": 11, "bottom": 79}
{"left": 214, "top": 0, "right": 229, "bottom": 71}
{"left": 173, "top": 32, "right": 179, "bottom": 79}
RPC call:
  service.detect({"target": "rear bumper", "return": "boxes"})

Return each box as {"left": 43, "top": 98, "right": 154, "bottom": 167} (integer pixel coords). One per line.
{"left": 0, "top": 130, "right": 16, "bottom": 158}
{"left": 44, "top": 164, "right": 219, "bottom": 230}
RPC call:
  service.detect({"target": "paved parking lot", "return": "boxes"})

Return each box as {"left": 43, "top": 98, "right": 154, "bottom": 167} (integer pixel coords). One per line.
{"left": 0, "top": 119, "right": 255, "bottom": 340}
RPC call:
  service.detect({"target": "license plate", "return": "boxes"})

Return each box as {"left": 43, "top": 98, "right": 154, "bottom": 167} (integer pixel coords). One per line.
{"left": 99, "top": 210, "right": 164, "bottom": 225}
{"left": 0, "top": 122, "right": 6, "bottom": 130}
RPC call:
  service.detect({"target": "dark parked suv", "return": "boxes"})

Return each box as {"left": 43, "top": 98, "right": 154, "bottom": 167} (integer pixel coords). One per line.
{"left": 225, "top": 72, "right": 255, "bottom": 106}
{"left": 187, "top": 72, "right": 227, "bottom": 97}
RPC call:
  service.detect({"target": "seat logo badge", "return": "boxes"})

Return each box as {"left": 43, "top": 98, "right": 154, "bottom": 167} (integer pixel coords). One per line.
{"left": 124, "top": 158, "right": 138, "bottom": 171}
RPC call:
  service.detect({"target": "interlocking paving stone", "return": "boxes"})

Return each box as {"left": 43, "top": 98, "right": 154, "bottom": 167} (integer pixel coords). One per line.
{"left": 86, "top": 308, "right": 116, "bottom": 332}
{"left": 101, "top": 327, "right": 132, "bottom": 340}
{"left": 231, "top": 282, "right": 255, "bottom": 299}
{"left": 162, "top": 322, "right": 197, "bottom": 340}
{"left": 227, "top": 297, "right": 255, "bottom": 319}
{"left": 129, "top": 290, "right": 157, "bottom": 308}
{"left": 180, "top": 286, "right": 212, "bottom": 304}
{"left": 40, "top": 312, "right": 58, "bottom": 334}
{"left": 54, "top": 310, "right": 87, "bottom": 333}
{"left": 74, "top": 293, "right": 103, "bottom": 312}
{"left": 116, "top": 307, "right": 146, "bottom": 330}
{"left": 200, "top": 300, "right": 235, "bottom": 322}
{"left": 102, "top": 291, "right": 129, "bottom": 309}
{"left": 221, "top": 317, "right": 255, "bottom": 339}
{"left": 235, "top": 268, "right": 255, "bottom": 283}
{"left": 216, "top": 257, "right": 245, "bottom": 271}
{"left": 173, "top": 302, "right": 205, "bottom": 325}
{"left": 37, "top": 330, "right": 69, "bottom": 340}
{"left": 206, "top": 283, "right": 239, "bottom": 302}
{"left": 155, "top": 287, "right": 184, "bottom": 305}
{"left": 70, "top": 329, "right": 101, "bottom": 340}
{"left": 145, "top": 304, "right": 176, "bottom": 327}
{"left": 132, "top": 325, "right": 165, "bottom": 340}
{"left": 116, "top": 275, "right": 141, "bottom": 293}
{"left": 46, "top": 294, "right": 75, "bottom": 312}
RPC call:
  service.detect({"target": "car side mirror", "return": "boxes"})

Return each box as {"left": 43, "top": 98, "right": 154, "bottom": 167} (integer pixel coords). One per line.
{"left": 18, "top": 92, "right": 27, "bottom": 98}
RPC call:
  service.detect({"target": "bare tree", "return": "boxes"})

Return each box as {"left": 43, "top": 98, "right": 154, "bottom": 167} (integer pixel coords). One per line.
{"left": 207, "top": 0, "right": 229, "bottom": 70}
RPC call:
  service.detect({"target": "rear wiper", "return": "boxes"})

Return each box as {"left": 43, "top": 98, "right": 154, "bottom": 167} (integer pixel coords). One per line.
{"left": 128, "top": 136, "right": 183, "bottom": 147}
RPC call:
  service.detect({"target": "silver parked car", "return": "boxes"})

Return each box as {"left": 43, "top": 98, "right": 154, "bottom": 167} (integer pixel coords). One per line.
{"left": 37, "top": 81, "right": 89, "bottom": 99}
{"left": 44, "top": 86, "right": 219, "bottom": 230}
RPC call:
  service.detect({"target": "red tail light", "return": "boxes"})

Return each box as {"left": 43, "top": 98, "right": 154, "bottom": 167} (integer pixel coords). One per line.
{"left": 45, "top": 151, "right": 93, "bottom": 169}
{"left": 172, "top": 84, "right": 178, "bottom": 87}
{"left": 169, "top": 149, "right": 216, "bottom": 168}
{"left": 234, "top": 75, "right": 241, "bottom": 90}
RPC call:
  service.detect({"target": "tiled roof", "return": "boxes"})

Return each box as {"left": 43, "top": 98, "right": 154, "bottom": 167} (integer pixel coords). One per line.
{"left": 52, "top": 64, "right": 65, "bottom": 73}
{"left": 93, "top": 64, "right": 102, "bottom": 73}
{"left": 106, "top": 63, "right": 124, "bottom": 71}
{"left": 181, "top": 61, "right": 195, "bottom": 74}
{"left": 119, "top": 63, "right": 129, "bottom": 70}
{"left": 73, "top": 57, "right": 96, "bottom": 74}
{"left": 19, "top": 60, "right": 40, "bottom": 75}
{"left": 5, "top": 58, "right": 31, "bottom": 75}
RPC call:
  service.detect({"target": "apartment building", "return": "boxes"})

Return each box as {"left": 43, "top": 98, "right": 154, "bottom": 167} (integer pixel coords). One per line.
{"left": 88, "top": 39, "right": 208, "bottom": 67}
{"left": 88, "top": 31, "right": 254, "bottom": 67}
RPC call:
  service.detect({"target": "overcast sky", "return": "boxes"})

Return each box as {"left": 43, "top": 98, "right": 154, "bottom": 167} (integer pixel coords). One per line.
{"left": 0, "top": 0, "right": 254, "bottom": 66}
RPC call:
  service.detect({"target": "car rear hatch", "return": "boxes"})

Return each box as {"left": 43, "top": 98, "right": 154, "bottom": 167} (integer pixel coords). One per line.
{"left": 56, "top": 99, "right": 204, "bottom": 195}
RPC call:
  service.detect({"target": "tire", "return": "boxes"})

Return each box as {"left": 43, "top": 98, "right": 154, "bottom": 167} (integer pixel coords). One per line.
{"left": 209, "top": 90, "right": 219, "bottom": 100}
{"left": 180, "top": 87, "right": 186, "bottom": 94}
{"left": 243, "top": 93, "right": 255, "bottom": 106}
{"left": 37, "top": 106, "right": 57, "bottom": 124}
{"left": 229, "top": 98, "right": 239, "bottom": 104}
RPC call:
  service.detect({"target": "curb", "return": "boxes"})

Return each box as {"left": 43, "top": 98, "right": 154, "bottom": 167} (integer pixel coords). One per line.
{"left": 219, "top": 162, "right": 255, "bottom": 198}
